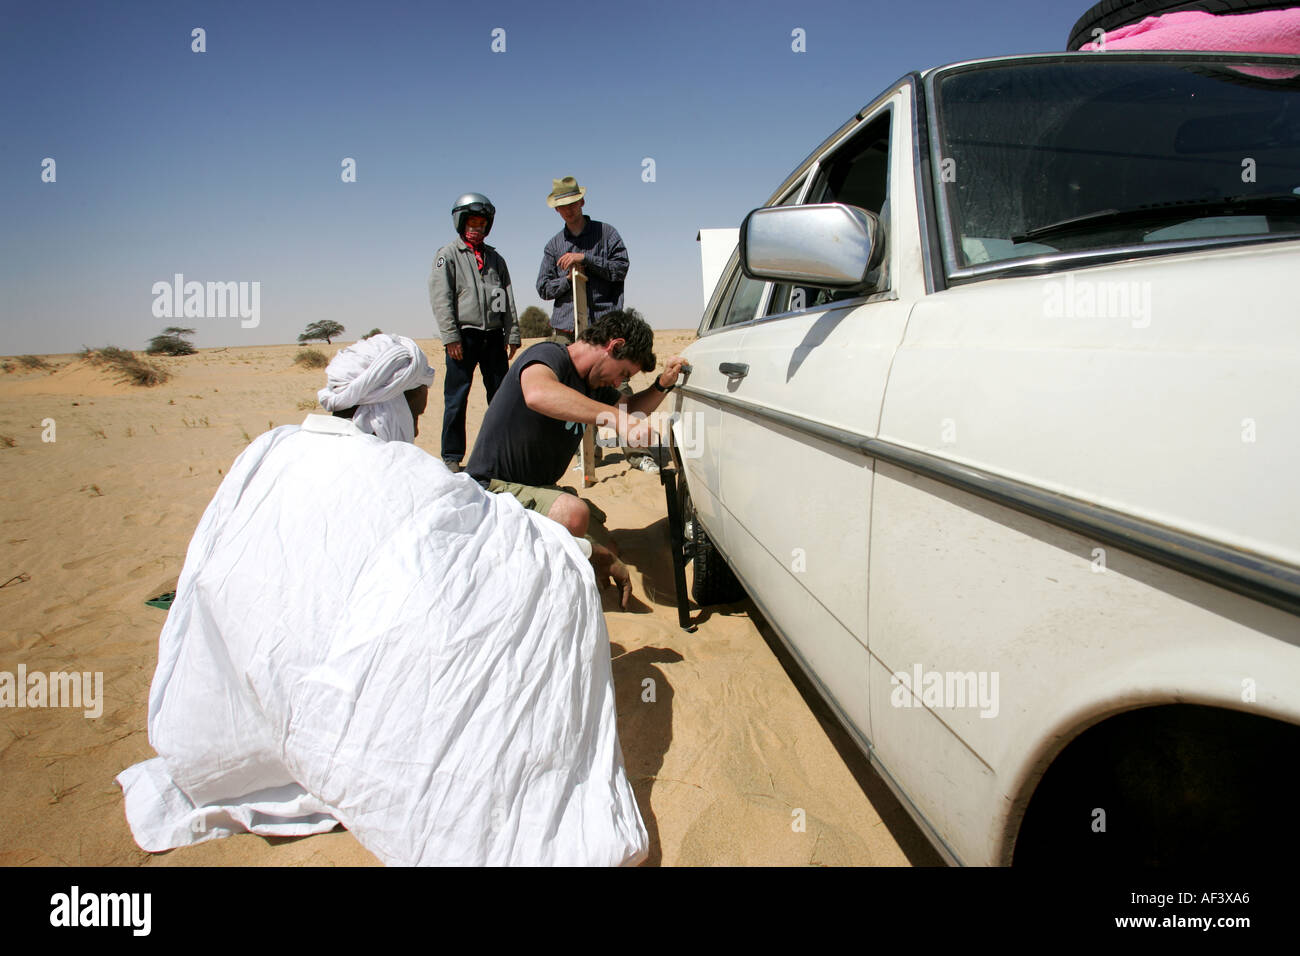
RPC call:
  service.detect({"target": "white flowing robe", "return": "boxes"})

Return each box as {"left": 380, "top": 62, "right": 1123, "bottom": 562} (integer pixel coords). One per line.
{"left": 118, "top": 416, "right": 647, "bottom": 866}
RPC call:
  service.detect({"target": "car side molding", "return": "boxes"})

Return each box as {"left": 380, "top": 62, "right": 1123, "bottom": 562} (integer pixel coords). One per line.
{"left": 679, "top": 384, "right": 1300, "bottom": 617}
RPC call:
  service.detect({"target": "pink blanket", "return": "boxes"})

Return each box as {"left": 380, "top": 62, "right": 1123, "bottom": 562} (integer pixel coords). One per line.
{"left": 1079, "top": 8, "right": 1300, "bottom": 54}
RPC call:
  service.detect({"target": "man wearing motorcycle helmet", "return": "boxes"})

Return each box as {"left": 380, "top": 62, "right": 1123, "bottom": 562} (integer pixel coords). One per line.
{"left": 428, "top": 192, "right": 521, "bottom": 472}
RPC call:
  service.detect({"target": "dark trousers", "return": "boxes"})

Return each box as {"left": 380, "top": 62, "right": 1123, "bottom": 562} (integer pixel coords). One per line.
{"left": 441, "top": 327, "right": 508, "bottom": 463}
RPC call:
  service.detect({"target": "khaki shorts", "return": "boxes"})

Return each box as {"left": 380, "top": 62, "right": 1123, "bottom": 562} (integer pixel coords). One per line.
{"left": 486, "top": 480, "right": 612, "bottom": 548}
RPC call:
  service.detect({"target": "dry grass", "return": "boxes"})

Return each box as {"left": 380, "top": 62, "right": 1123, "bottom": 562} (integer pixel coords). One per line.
{"left": 80, "top": 346, "right": 134, "bottom": 366}
{"left": 295, "top": 349, "right": 328, "bottom": 369}
{"left": 80, "top": 346, "right": 171, "bottom": 387}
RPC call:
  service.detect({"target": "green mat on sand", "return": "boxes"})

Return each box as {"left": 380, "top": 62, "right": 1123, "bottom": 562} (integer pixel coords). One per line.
{"left": 145, "top": 591, "right": 175, "bottom": 610}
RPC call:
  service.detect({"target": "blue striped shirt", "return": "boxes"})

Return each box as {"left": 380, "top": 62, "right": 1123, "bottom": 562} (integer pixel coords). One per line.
{"left": 535, "top": 218, "right": 629, "bottom": 331}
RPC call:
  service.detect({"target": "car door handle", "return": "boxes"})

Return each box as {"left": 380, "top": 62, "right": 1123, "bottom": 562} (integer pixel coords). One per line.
{"left": 719, "top": 362, "right": 749, "bottom": 378}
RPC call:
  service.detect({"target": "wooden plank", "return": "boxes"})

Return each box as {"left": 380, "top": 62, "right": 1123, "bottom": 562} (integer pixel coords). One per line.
{"left": 572, "top": 267, "right": 596, "bottom": 487}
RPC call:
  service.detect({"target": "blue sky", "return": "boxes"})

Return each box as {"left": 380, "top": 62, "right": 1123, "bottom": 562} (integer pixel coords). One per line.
{"left": 3, "top": 0, "right": 1091, "bottom": 353}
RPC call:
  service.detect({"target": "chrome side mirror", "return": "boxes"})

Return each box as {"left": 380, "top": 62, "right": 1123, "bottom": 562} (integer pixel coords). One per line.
{"left": 740, "top": 203, "right": 885, "bottom": 289}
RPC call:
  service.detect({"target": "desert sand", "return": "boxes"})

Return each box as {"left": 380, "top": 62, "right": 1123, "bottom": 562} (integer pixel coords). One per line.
{"left": 0, "top": 335, "right": 940, "bottom": 866}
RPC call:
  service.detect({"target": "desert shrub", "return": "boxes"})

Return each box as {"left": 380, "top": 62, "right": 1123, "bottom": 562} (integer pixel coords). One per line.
{"left": 80, "top": 345, "right": 170, "bottom": 387}
{"left": 17, "top": 355, "right": 54, "bottom": 371}
{"left": 518, "top": 306, "right": 550, "bottom": 338}
{"left": 146, "top": 333, "right": 197, "bottom": 356}
{"left": 114, "top": 357, "right": 170, "bottom": 387}
{"left": 361, "top": 328, "right": 383, "bottom": 340}
{"left": 81, "top": 345, "right": 135, "bottom": 366}
{"left": 295, "top": 348, "right": 328, "bottom": 369}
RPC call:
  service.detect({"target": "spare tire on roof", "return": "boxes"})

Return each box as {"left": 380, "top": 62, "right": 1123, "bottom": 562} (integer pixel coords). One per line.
{"left": 1067, "top": 0, "right": 1300, "bottom": 51}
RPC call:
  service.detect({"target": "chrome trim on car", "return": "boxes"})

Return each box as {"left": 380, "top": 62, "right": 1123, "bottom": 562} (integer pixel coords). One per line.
{"left": 910, "top": 71, "right": 945, "bottom": 295}
{"left": 922, "top": 49, "right": 1300, "bottom": 77}
{"left": 678, "top": 384, "right": 1300, "bottom": 617}
{"left": 945, "top": 234, "right": 1300, "bottom": 283}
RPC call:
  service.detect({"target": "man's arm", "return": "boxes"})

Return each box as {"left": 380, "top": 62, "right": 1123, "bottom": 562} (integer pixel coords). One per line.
{"left": 519, "top": 363, "right": 615, "bottom": 425}
{"left": 623, "top": 356, "right": 688, "bottom": 417}
{"left": 499, "top": 257, "right": 520, "bottom": 354}
{"left": 578, "top": 225, "right": 629, "bottom": 282}
{"left": 535, "top": 236, "right": 572, "bottom": 302}
{"left": 428, "top": 252, "right": 461, "bottom": 346}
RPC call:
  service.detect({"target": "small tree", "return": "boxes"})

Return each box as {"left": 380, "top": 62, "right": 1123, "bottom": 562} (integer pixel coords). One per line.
{"left": 146, "top": 326, "right": 197, "bottom": 356}
{"left": 361, "top": 328, "right": 383, "bottom": 340}
{"left": 518, "top": 306, "right": 550, "bottom": 339}
{"left": 299, "top": 320, "right": 345, "bottom": 345}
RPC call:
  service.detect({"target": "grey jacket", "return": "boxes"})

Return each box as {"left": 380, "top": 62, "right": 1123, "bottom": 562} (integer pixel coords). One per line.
{"left": 428, "top": 238, "right": 520, "bottom": 346}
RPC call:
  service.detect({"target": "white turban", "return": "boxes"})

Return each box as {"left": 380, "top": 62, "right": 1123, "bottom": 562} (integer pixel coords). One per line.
{"left": 317, "top": 334, "right": 436, "bottom": 442}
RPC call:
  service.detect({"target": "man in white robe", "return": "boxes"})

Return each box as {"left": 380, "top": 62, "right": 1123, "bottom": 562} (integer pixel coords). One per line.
{"left": 117, "top": 335, "right": 648, "bottom": 866}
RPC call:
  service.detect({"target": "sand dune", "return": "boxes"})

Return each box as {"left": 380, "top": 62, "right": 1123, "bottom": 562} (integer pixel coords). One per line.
{"left": 0, "top": 336, "right": 937, "bottom": 866}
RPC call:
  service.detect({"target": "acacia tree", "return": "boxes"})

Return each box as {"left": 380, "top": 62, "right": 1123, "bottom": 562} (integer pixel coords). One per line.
{"left": 146, "top": 326, "right": 198, "bottom": 355}
{"left": 518, "top": 306, "right": 550, "bottom": 338}
{"left": 298, "top": 320, "right": 345, "bottom": 345}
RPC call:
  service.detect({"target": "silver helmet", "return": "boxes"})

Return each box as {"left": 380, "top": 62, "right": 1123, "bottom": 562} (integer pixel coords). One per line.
{"left": 451, "top": 193, "right": 495, "bottom": 237}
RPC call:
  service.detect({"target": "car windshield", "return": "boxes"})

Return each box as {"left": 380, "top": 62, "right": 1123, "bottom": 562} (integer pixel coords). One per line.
{"left": 930, "top": 56, "right": 1300, "bottom": 272}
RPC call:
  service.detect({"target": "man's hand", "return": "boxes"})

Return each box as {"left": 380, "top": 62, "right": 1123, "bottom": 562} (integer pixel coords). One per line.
{"left": 624, "top": 416, "right": 654, "bottom": 449}
{"left": 557, "top": 252, "right": 586, "bottom": 272}
{"left": 625, "top": 355, "right": 691, "bottom": 418}
{"left": 657, "top": 356, "right": 688, "bottom": 389}
{"left": 507, "top": 343, "right": 520, "bottom": 360}
{"left": 592, "top": 545, "right": 632, "bottom": 609}
{"left": 446, "top": 342, "right": 463, "bottom": 362}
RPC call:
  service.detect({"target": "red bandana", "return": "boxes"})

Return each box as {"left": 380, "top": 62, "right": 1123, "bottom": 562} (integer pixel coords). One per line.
{"left": 463, "top": 237, "right": 485, "bottom": 270}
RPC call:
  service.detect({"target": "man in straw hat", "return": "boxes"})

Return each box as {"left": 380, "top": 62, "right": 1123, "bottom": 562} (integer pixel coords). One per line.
{"left": 535, "top": 176, "right": 628, "bottom": 344}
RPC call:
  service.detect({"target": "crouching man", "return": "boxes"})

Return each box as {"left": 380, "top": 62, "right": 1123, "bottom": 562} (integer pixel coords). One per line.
{"left": 465, "top": 308, "right": 686, "bottom": 607}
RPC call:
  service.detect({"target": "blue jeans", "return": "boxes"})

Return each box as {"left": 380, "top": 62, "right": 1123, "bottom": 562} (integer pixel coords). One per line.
{"left": 441, "top": 328, "right": 509, "bottom": 463}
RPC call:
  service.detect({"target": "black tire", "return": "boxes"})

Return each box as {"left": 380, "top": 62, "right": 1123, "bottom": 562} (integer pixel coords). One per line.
{"left": 1066, "top": 0, "right": 1296, "bottom": 51}
{"left": 686, "top": 494, "right": 746, "bottom": 606}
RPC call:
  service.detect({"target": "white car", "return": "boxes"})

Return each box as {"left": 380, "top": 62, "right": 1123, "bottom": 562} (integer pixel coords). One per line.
{"left": 672, "top": 50, "right": 1300, "bottom": 866}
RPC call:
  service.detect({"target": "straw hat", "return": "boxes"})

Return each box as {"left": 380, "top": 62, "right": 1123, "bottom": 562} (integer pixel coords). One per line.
{"left": 546, "top": 176, "right": 587, "bottom": 208}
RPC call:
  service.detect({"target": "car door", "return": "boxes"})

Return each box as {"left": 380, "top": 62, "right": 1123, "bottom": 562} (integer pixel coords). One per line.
{"left": 714, "top": 90, "right": 918, "bottom": 747}
{"left": 675, "top": 256, "right": 768, "bottom": 559}
{"left": 676, "top": 181, "right": 808, "bottom": 560}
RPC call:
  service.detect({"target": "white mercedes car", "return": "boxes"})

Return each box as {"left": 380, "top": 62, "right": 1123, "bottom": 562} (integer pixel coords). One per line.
{"left": 672, "top": 50, "right": 1300, "bottom": 866}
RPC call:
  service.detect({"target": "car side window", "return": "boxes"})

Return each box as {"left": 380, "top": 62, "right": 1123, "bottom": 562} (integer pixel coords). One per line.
{"left": 719, "top": 272, "right": 765, "bottom": 328}
{"left": 768, "top": 110, "right": 892, "bottom": 316}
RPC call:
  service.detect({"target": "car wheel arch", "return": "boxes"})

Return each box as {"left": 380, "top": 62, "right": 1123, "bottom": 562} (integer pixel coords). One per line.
{"left": 1003, "top": 701, "right": 1300, "bottom": 866}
